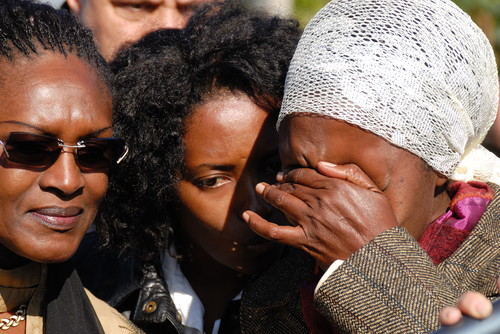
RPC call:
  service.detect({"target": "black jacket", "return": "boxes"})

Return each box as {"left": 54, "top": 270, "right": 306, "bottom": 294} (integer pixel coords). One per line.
{"left": 72, "top": 232, "right": 314, "bottom": 334}
{"left": 72, "top": 232, "right": 184, "bottom": 334}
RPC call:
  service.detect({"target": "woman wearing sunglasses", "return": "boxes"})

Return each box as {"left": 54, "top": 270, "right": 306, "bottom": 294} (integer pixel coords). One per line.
{"left": 0, "top": 1, "right": 138, "bottom": 333}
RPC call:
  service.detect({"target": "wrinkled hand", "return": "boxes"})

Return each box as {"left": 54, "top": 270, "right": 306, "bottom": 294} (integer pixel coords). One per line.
{"left": 243, "top": 161, "right": 398, "bottom": 269}
{"left": 439, "top": 277, "right": 500, "bottom": 325}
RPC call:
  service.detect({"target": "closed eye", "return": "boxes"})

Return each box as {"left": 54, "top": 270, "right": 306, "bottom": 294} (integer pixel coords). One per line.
{"left": 115, "top": 3, "right": 156, "bottom": 12}
{"left": 111, "top": 0, "right": 159, "bottom": 19}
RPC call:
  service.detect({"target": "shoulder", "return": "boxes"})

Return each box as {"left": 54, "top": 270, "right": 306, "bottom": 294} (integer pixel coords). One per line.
{"left": 72, "top": 231, "right": 143, "bottom": 308}
{"left": 241, "top": 247, "right": 314, "bottom": 333}
{"left": 485, "top": 182, "right": 500, "bottom": 217}
{"left": 85, "top": 288, "right": 144, "bottom": 334}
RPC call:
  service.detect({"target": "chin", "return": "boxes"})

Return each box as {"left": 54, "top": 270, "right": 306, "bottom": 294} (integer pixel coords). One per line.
{"left": 21, "top": 243, "right": 79, "bottom": 264}
{"left": 235, "top": 245, "right": 285, "bottom": 275}
{"left": 36, "top": 254, "right": 74, "bottom": 264}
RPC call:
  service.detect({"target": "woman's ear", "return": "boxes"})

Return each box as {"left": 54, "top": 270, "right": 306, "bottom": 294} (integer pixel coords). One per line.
{"left": 435, "top": 173, "right": 448, "bottom": 187}
{"left": 433, "top": 171, "right": 449, "bottom": 199}
{"left": 65, "top": 0, "right": 82, "bottom": 16}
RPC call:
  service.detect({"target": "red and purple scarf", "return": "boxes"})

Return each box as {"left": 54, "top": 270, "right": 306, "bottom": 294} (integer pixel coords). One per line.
{"left": 300, "top": 181, "right": 494, "bottom": 333}
{"left": 418, "top": 181, "right": 493, "bottom": 265}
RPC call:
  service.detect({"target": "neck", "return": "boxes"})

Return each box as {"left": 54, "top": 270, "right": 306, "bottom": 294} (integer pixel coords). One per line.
{"left": 0, "top": 244, "right": 30, "bottom": 270}
{"left": 430, "top": 182, "right": 452, "bottom": 222}
{"left": 179, "top": 239, "right": 250, "bottom": 334}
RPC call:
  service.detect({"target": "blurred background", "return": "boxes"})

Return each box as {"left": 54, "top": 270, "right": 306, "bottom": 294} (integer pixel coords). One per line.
{"left": 43, "top": 0, "right": 500, "bottom": 152}
{"left": 44, "top": 0, "right": 500, "bottom": 68}
{"left": 249, "top": 0, "right": 500, "bottom": 69}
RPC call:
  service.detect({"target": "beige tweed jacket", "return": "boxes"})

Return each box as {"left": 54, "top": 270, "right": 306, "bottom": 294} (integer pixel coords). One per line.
{"left": 241, "top": 184, "right": 499, "bottom": 334}
{"left": 315, "top": 183, "right": 500, "bottom": 333}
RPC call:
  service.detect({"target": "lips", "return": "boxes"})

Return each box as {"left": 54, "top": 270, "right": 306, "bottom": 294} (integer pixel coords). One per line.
{"left": 29, "top": 206, "right": 83, "bottom": 231}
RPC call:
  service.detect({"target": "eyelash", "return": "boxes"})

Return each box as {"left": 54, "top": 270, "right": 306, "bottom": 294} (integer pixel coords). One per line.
{"left": 194, "top": 176, "right": 231, "bottom": 190}
{"left": 120, "top": 4, "right": 154, "bottom": 11}
{"left": 112, "top": 1, "right": 157, "bottom": 12}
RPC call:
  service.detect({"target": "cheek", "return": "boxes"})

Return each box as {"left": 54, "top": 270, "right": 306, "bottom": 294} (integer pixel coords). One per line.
{"left": 175, "top": 182, "right": 232, "bottom": 233}
{"left": 0, "top": 169, "right": 38, "bottom": 208}
{"left": 102, "top": 13, "right": 148, "bottom": 40}
{"left": 385, "top": 168, "right": 437, "bottom": 238}
{"left": 84, "top": 173, "right": 109, "bottom": 208}
{"left": 84, "top": 11, "right": 132, "bottom": 53}
{"left": 112, "top": 22, "right": 139, "bottom": 37}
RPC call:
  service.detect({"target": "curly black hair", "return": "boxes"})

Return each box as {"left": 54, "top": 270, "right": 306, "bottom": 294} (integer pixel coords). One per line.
{"left": 0, "top": 0, "right": 108, "bottom": 84}
{"left": 97, "top": 1, "right": 301, "bottom": 264}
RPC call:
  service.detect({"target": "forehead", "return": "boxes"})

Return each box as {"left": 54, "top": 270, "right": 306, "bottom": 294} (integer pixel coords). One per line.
{"left": 0, "top": 52, "right": 111, "bottom": 134}
{"left": 278, "top": 115, "right": 397, "bottom": 165}
{"left": 0, "top": 50, "right": 106, "bottom": 86}
{"left": 183, "top": 93, "right": 276, "bottom": 165}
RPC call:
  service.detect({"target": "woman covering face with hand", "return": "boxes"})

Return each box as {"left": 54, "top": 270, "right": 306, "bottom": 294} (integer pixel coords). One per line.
{"left": 0, "top": 1, "right": 137, "bottom": 333}
{"left": 243, "top": 0, "right": 500, "bottom": 332}
{"left": 72, "top": 3, "right": 306, "bottom": 333}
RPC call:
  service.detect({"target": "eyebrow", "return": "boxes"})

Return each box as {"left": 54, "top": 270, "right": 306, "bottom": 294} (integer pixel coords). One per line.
{"left": 192, "top": 164, "right": 236, "bottom": 172}
{"left": 0, "top": 121, "right": 112, "bottom": 137}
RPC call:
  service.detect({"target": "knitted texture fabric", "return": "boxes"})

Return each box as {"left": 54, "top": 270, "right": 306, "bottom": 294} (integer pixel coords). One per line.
{"left": 278, "top": 0, "right": 500, "bottom": 181}
{"left": 313, "top": 183, "right": 500, "bottom": 333}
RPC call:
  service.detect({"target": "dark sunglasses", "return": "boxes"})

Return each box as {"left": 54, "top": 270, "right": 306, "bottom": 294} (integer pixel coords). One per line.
{"left": 0, "top": 132, "right": 128, "bottom": 171}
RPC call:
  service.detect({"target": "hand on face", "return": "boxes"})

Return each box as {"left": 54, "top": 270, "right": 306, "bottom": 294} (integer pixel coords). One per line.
{"left": 243, "top": 161, "right": 398, "bottom": 269}
{"left": 175, "top": 93, "right": 283, "bottom": 275}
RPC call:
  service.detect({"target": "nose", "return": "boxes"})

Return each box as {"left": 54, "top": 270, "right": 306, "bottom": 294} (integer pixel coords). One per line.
{"left": 237, "top": 175, "right": 271, "bottom": 219}
{"left": 39, "top": 150, "right": 85, "bottom": 197}
{"left": 153, "top": 2, "right": 190, "bottom": 29}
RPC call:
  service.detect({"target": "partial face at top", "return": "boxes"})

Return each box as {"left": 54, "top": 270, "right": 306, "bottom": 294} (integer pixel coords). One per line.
{"left": 279, "top": 115, "right": 450, "bottom": 239}
{"left": 66, "top": 0, "right": 216, "bottom": 60}
{"left": 0, "top": 52, "right": 112, "bottom": 267}
{"left": 175, "top": 92, "right": 284, "bottom": 275}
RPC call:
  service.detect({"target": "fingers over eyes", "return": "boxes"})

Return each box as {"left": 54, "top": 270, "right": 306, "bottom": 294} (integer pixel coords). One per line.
{"left": 278, "top": 167, "right": 331, "bottom": 189}
{"left": 256, "top": 182, "right": 308, "bottom": 222}
{"left": 318, "top": 162, "right": 382, "bottom": 193}
{"left": 277, "top": 163, "right": 381, "bottom": 194}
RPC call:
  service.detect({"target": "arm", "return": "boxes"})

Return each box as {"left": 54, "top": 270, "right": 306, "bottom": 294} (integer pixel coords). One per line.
{"left": 314, "top": 227, "right": 461, "bottom": 333}
{"left": 243, "top": 162, "right": 499, "bottom": 333}
{"left": 243, "top": 163, "right": 398, "bottom": 269}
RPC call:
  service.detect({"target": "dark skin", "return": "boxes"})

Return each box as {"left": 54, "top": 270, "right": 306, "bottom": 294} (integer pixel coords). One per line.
{"left": 178, "top": 236, "right": 250, "bottom": 332}
{"left": 0, "top": 54, "right": 111, "bottom": 267}
{"left": 174, "top": 92, "right": 283, "bottom": 332}
{"left": 0, "top": 53, "right": 111, "bottom": 333}
{"left": 0, "top": 303, "right": 26, "bottom": 334}
{"left": 243, "top": 115, "right": 451, "bottom": 270}
{"left": 245, "top": 114, "right": 500, "bottom": 326}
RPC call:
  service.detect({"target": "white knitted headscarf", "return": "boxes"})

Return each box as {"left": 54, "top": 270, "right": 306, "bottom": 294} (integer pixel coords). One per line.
{"left": 278, "top": 0, "right": 500, "bottom": 184}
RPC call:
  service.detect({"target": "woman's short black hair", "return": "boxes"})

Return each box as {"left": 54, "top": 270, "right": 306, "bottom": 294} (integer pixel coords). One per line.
{"left": 0, "top": 0, "right": 108, "bottom": 84}
{"left": 97, "top": 1, "right": 301, "bottom": 264}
